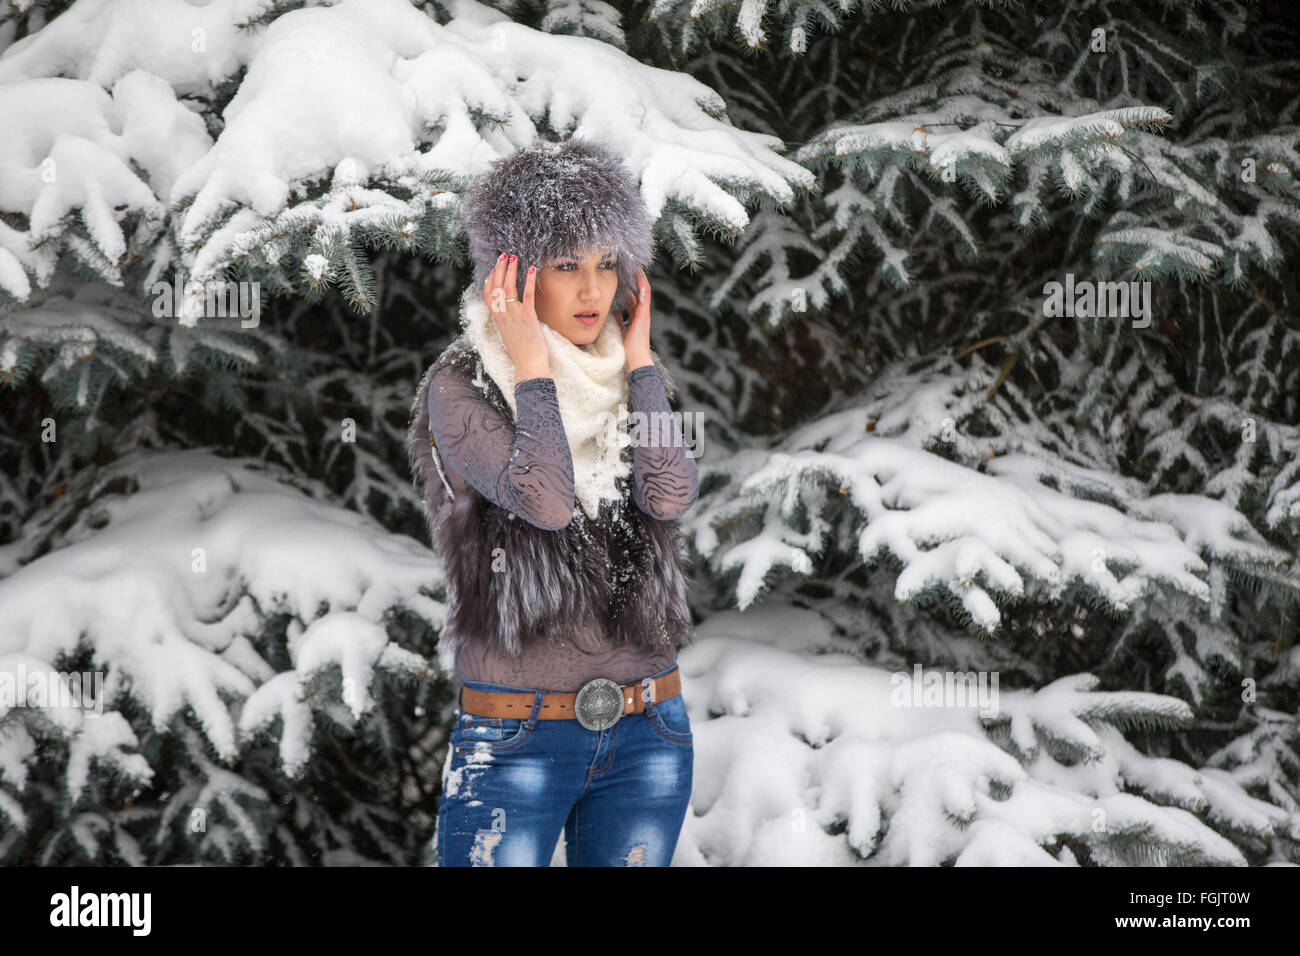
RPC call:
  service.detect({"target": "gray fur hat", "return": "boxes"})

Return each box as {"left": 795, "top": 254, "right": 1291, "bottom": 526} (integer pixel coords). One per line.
{"left": 459, "top": 138, "right": 656, "bottom": 318}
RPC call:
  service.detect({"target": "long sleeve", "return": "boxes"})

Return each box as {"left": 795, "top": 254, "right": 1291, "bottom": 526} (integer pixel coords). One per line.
{"left": 427, "top": 363, "right": 576, "bottom": 530}
{"left": 627, "top": 364, "right": 699, "bottom": 520}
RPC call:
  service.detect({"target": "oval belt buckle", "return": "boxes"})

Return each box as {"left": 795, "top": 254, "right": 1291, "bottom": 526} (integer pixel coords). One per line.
{"left": 574, "top": 677, "right": 625, "bottom": 731}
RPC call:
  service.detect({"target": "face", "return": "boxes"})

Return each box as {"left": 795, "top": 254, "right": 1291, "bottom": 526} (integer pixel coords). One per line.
{"left": 534, "top": 247, "right": 620, "bottom": 346}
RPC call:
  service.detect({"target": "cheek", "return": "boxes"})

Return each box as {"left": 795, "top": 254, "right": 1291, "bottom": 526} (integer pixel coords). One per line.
{"left": 599, "top": 273, "right": 619, "bottom": 302}
{"left": 534, "top": 282, "right": 567, "bottom": 326}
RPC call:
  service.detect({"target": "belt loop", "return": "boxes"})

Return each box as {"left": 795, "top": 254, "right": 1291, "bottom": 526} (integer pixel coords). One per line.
{"left": 526, "top": 689, "right": 544, "bottom": 727}
{"left": 640, "top": 676, "right": 657, "bottom": 711}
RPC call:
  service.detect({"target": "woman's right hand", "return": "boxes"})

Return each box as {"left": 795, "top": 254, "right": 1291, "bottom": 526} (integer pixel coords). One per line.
{"left": 484, "top": 253, "right": 550, "bottom": 381}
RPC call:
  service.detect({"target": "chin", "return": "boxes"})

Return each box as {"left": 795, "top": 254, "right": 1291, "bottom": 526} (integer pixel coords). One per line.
{"left": 566, "top": 321, "right": 603, "bottom": 346}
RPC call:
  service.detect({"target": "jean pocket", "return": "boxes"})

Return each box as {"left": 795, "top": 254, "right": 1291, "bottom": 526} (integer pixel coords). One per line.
{"left": 650, "top": 695, "right": 693, "bottom": 745}
{"left": 454, "top": 712, "right": 532, "bottom": 753}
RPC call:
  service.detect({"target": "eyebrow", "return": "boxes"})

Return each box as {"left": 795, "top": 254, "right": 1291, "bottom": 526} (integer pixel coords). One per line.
{"left": 558, "top": 254, "right": 617, "bottom": 263}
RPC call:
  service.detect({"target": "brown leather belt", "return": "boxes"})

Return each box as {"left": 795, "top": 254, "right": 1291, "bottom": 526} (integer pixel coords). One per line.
{"left": 460, "top": 667, "right": 682, "bottom": 721}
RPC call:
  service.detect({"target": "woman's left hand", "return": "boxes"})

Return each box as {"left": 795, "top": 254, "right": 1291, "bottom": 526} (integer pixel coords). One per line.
{"left": 622, "top": 269, "right": 653, "bottom": 372}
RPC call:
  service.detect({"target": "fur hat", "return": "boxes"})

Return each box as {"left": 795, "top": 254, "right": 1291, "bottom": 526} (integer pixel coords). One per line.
{"left": 459, "top": 138, "right": 656, "bottom": 318}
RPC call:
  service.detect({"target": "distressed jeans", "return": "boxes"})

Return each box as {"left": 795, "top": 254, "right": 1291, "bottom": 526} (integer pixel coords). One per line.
{"left": 435, "top": 662, "right": 693, "bottom": 866}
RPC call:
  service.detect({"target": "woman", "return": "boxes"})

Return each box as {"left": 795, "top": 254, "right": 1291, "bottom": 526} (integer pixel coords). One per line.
{"left": 406, "top": 138, "right": 699, "bottom": 866}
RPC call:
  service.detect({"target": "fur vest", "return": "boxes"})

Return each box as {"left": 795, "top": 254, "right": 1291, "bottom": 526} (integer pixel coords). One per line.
{"left": 406, "top": 336, "right": 695, "bottom": 659}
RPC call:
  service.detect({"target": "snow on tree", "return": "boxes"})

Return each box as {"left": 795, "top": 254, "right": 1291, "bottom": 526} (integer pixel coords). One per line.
{"left": 1, "top": 0, "right": 1298, "bottom": 865}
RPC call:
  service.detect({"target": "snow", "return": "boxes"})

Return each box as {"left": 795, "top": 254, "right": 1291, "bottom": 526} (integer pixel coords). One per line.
{"left": 0, "top": 0, "right": 812, "bottom": 295}
{"left": 699, "top": 427, "right": 1214, "bottom": 628}
{"left": 0, "top": 448, "right": 448, "bottom": 784}
{"left": 688, "top": 347, "right": 1294, "bottom": 635}
{"left": 1, "top": 0, "right": 1295, "bottom": 868}
{"left": 670, "top": 610, "right": 1267, "bottom": 866}
{"left": 0, "top": 78, "right": 165, "bottom": 252}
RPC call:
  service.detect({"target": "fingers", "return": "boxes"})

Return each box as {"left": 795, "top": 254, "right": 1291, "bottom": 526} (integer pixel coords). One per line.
{"left": 628, "top": 269, "right": 650, "bottom": 321}
{"left": 627, "top": 268, "right": 647, "bottom": 309}
{"left": 485, "top": 253, "right": 508, "bottom": 314}
{"left": 497, "top": 253, "right": 512, "bottom": 314}
{"left": 505, "top": 255, "right": 518, "bottom": 305}
{"left": 483, "top": 253, "right": 535, "bottom": 319}
{"left": 523, "top": 262, "right": 536, "bottom": 315}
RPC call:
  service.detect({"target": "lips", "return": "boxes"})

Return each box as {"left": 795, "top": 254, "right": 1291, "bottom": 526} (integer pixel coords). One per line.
{"left": 575, "top": 310, "right": 602, "bottom": 326}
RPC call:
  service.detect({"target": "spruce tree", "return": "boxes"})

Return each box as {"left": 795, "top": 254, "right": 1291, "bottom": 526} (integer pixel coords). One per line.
{"left": 1, "top": 0, "right": 1296, "bottom": 865}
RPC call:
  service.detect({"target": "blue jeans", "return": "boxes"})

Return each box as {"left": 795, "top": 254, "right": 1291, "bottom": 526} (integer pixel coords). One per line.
{"left": 435, "top": 662, "right": 693, "bottom": 866}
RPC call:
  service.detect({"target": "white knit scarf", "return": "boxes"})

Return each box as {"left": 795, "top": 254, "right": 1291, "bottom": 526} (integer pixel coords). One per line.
{"left": 458, "top": 283, "right": 631, "bottom": 519}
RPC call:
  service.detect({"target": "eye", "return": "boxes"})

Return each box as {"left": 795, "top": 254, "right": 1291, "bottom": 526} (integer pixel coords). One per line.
{"left": 555, "top": 260, "right": 615, "bottom": 271}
